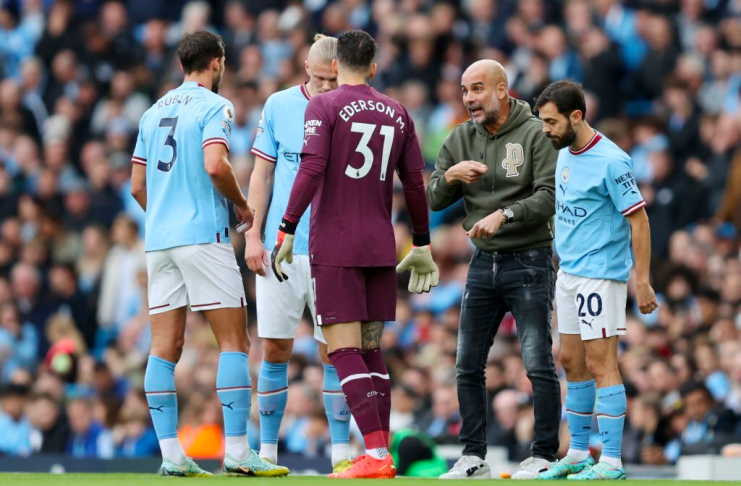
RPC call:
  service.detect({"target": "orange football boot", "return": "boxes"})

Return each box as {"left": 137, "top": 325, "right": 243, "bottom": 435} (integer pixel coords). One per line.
{"left": 328, "top": 454, "right": 396, "bottom": 479}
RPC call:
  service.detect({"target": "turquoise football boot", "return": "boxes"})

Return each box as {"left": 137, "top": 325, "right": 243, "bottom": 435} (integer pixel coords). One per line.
{"left": 568, "top": 461, "right": 626, "bottom": 480}
{"left": 537, "top": 455, "right": 595, "bottom": 479}
{"left": 223, "top": 449, "right": 290, "bottom": 477}
{"left": 159, "top": 456, "right": 213, "bottom": 477}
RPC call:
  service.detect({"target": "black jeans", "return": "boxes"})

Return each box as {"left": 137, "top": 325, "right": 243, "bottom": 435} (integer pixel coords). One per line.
{"left": 456, "top": 247, "right": 561, "bottom": 461}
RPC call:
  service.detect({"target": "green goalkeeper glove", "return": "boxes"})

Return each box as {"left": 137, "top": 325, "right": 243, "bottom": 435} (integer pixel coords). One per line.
{"left": 396, "top": 245, "right": 440, "bottom": 293}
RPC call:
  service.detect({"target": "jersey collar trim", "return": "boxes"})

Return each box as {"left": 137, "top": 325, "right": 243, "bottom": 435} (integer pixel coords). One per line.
{"left": 569, "top": 131, "right": 602, "bottom": 155}
{"left": 183, "top": 81, "right": 208, "bottom": 89}
{"left": 301, "top": 83, "right": 312, "bottom": 100}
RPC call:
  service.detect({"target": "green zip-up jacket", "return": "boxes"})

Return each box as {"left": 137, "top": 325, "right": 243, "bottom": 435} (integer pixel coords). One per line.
{"left": 427, "top": 98, "right": 557, "bottom": 252}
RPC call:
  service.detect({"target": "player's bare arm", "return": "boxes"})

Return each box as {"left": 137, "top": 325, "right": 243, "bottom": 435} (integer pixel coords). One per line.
{"left": 130, "top": 163, "right": 147, "bottom": 211}
{"left": 626, "top": 207, "right": 658, "bottom": 315}
{"left": 244, "top": 155, "right": 276, "bottom": 276}
{"left": 203, "top": 143, "right": 252, "bottom": 224}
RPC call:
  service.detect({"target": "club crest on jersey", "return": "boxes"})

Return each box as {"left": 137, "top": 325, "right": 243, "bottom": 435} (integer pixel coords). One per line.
{"left": 561, "top": 167, "right": 570, "bottom": 183}
{"left": 256, "top": 110, "right": 265, "bottom": 137}
{"left": 223, "top": 105, "right": 234, "bottom": 124}
{"left": 502, "top": 143, "right": 524, "bottom": 177}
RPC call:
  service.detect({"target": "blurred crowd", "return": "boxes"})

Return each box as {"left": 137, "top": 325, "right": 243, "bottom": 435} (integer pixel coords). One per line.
{"left": 0, "top": 0, "right": 741, "bottom": 468}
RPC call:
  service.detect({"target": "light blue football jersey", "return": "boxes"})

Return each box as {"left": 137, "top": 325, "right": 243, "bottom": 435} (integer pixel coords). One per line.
{"left": 555, "top": 132, "right": 646, "bottom": 282}
{"left": 132, "top": 81, "right": 235, "bottom": 252}
{"left": 251, "top": 84, "right": 312, "bottom": 255}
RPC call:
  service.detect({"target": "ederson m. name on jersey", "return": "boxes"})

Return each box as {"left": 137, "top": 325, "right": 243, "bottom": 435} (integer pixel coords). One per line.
{"left": 554, "top": 132, "right": 646, "bottom": 283}
{"left": 251, "top": 83, "right": 313, "bottom": 255}
{"left": 132, "top": 81, "right": 236, "bottom": 252}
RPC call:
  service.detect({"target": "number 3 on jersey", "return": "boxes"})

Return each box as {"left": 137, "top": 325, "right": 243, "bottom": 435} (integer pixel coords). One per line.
{"left": 347, "top": 123, "right": 394, "bottom": 181}
{"left": 158, "top": 117, "right": 178, "bottom": 172}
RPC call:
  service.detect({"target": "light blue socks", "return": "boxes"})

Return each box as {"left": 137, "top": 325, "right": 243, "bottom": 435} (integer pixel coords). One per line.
{"left": 566, "top": 379, "right": 596, "bottom": 458}
{"left": 145, "top": 355, "right": 186, "bottom": 464}
{"left": 323, "top": 363, "right": 351, "bottom": 465}
{"left": 596, "top": 384, "right": 626, "bottom": 467}
{"left": 217, "top": 352, "right": 251, "bottom": 460}
{"left": 257, "top": 361, "right": 288, "bottom": 462}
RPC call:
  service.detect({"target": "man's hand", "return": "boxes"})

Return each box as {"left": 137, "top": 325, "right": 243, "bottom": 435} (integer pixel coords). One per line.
{"left": 271, "top": 217, "right": 297, "bottom": 282}
{"left": 233, "top": 200, "right": 254, "bottom": 232}
{"left": 445, "top": 161, "right": 488, "bottom": 185}
{"left": 637, "top": 282, "right": 658, "bottom": 314}
{"left": 396, "top": 245, "right": 440, "bottom": 293}
{"left": 244, "top": 228, "right": 268, "bottom": 276}
{"left": 468, "top": 210, "right": 506, "bottom": 239}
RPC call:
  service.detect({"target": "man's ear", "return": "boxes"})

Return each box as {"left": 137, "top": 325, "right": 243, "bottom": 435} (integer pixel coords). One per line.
{"left": 571, "top": 110, "right": 584, "bottom": 125}
{"left": 369, "top": 63, "right": 377, "bottom": 80}
{"left": 332, "top": 59, "right": 339, "bottom": 76}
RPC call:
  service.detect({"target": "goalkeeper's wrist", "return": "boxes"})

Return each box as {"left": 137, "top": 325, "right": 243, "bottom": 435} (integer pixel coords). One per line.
{"left": 279, "top": 216, "right": 298, "bottom": 236}
{"left": 412, "top": 231, "right": 431, "bottom": 247}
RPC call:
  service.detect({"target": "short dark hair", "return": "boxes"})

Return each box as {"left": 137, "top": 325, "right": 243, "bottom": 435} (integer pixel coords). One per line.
{"left": 337, "top": 30, "right": 377, "bottom": 73}
{"left": 679, "top": 380, "right": 712, "bottom": 400}
{"left": 535, "top": 80, "right": 587, "bottom": 118}
{"left": 177, "top": 30, "right": 225, "bottom": 74}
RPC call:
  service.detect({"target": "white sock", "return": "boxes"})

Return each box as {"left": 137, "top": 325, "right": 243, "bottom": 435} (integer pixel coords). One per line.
{"left": 331, "top": 443, "right": 351, "bottom": 466}
{"left": 259, "top": 443, "right": 277, "bottom": 463}
{"left": 366, "top": 447, "right": 389, "bottom": 460}
{"left": 226, "top": 435, "right": 250, "bottom": 462}
{"left": 567, "top": 448, "right": 590, "bottom": 462}
{"left": 160, "top": 437, "right": 187, "bottom": 465}
{"left": 600, "top": 455, "right": 622, "bottom": 469}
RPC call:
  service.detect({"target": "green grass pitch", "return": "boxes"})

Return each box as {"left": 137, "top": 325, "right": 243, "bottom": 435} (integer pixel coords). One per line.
{"left": 2, "top": 474, "right": 741, "bottom": 485}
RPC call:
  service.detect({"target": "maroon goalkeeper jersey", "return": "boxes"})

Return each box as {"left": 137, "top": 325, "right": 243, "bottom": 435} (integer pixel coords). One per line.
{"left": 284, "top": 83, "right": 429, "bottom": 267}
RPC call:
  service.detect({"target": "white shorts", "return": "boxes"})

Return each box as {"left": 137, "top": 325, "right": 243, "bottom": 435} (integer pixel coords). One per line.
{"left": 556, "top": 269, "right": 627, "bottom": 341}
{"left": 146, "top": 243, "right": 246, "bottom": 315}
{"left": 256, "top": 251, "right": 325, "bottom": 344}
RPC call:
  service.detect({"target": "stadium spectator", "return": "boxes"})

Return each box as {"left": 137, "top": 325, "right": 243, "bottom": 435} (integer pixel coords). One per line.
{"left": 11, "top": 262, "right": 53, "bottom": 355}
{"left": 0, "top": 302, "right": 38, "bottom": 383}
{"left": 66, "top": 397, "right": 114, "bottom": 458}
{"left": 677, "top": 381, "right": 740, "bottom": 456}
{"left": 0, "top": 383, "right": 33, "bottom": 456}
{"left": 96, "top": 214, "right": 143, "bottom": 337}
{"left": 27, "top": 392, "right": 69, "bottom": 454}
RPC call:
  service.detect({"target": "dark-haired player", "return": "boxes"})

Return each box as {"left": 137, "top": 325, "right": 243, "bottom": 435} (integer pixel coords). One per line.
{"left": 535, "top": 80, "right": 658, "bottom": 480}
{"left": 130, "top": 30, "right": 287, "bottom": 477}
{"left": 271, "top": 30, "right": 439, "bottom": 479}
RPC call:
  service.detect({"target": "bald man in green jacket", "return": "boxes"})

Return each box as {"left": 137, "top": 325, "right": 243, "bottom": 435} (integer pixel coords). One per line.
{"left": 430, "top": 60, "right": 561, "bottom": 481}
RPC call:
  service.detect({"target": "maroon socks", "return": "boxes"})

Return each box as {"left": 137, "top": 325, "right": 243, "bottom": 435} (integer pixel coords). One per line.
{"left": 328, "top": 347, "right": 386, "bottom": 452}
{"left": 363, "top": 347, "right": 391, "bottom": 446}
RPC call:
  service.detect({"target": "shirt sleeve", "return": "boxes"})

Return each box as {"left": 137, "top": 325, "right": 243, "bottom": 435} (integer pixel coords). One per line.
{"left": 605, "top": 156, "right": 646, "bottom": 216}
{"left": 285, "top": 98, "right": 332, "bottom": 223}
{"left": 251, "top": 97, "right": 278, "bottom": 162}
{"left": 131, "top": 124, "right": 147, "bottom": 167}
{"left": 300, "top": 97, "right": 332, "bottom": 159}
{"left": 202, "top": 101, "right": 234, "bottom": 152}
{"left": 396, "top": 114, "right": 430, "bottom": 235}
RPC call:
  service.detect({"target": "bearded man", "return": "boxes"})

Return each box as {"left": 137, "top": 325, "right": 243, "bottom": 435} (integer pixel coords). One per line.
{"left": 427, "top": 60, "right": 561, "bottom": 480}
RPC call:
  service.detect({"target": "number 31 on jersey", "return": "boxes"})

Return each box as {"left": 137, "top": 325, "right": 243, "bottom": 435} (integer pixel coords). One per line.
{"left": 347, "top": 123, "right": 394, "bottom": 181}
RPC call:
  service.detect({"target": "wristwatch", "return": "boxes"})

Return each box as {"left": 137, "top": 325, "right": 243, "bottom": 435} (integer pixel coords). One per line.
{"left": 502, "top": 208, "right": 515, "bottom": 224}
